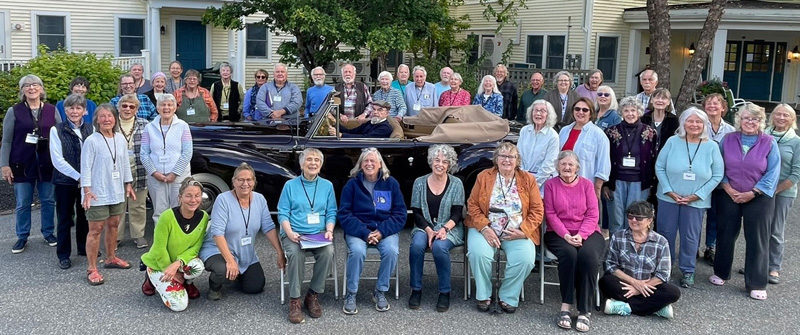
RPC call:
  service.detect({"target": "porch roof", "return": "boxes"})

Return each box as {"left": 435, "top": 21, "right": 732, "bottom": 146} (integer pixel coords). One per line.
{"left": 622, "top": 0, "right": 800, "bottom": 30}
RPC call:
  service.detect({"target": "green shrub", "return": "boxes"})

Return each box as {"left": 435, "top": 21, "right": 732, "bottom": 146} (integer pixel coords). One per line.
{"left": 1, "top": 46, "right": 127, "bottom": 132}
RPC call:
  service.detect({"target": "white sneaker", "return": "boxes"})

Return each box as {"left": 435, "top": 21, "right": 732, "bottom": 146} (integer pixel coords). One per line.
{"left": 655, "top": 304, "right": 674, "bottom": 319}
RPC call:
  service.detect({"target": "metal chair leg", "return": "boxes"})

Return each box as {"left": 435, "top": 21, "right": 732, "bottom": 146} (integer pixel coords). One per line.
{"left": 280, "top": 268, "right": 285, "bottom": 305}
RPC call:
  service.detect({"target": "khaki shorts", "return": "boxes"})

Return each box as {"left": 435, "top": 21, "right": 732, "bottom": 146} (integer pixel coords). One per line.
{"left": 85, "top": 202, "right": 126, "bottom": 222}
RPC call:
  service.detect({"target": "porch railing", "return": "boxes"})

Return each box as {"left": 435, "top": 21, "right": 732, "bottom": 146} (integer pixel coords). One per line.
{"left": 0, "top": 50, "right": 151, "bottom": 77}
{"left": 477, "top": 67, "right": 593, "bottom": 91}
{"left": 0, "top": 59, "right": 28, "bottom": 72}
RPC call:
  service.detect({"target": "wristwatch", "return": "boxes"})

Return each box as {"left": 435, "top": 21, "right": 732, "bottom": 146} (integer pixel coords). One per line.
{"left": 444, "top": 226, "right": 452, "bottom": 233}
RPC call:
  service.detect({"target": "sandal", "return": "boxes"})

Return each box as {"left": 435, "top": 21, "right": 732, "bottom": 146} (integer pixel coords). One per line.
{"left": 576, "top": 314, "right": 591, "bottom": 332}
{"left": 749, "top": 290, "right": 767, "bottom": 300}
{"left": 104, "top": 257, "right": 131, "bottom": 269}
{"left": 557, "top": 311, "right": 572, "bottom": 330}
{"left": 708, "top": 275, "right": 725, "bottom": 286}
{"left": 87, "top": 269, "right": 104, "bottom": 286}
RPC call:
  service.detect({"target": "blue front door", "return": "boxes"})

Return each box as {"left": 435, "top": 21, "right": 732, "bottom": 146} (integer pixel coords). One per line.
{"left": 175, "top": 20, "right": 206, "bottom": 71}
{"left": 738, "top": 41, "right": 773, "bottom": 101}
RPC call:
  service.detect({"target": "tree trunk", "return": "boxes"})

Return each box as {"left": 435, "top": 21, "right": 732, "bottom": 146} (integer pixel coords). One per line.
{"left": 675, "top": 0, "right": 727, "bottom": 113}
{"left": 647, "top": 0, "right": 671, "bottom": 90}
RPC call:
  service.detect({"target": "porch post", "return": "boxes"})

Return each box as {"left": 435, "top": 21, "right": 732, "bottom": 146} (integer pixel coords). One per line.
{"left": 236, "top": 26, "right": 246, "bottom": 84}
{"left": 626, "top": 29, "right": 642, "bottom": 96}
{"left": 148, "top": 4, "right": 162, "bottom": 75}
{"left": 708, "top": 29, "right": 727, "bottom": 81}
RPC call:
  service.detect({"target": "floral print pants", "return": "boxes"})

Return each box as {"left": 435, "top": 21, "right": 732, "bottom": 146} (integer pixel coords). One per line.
{"left": 147, "top": 258, "right": 204, "bottom": 311}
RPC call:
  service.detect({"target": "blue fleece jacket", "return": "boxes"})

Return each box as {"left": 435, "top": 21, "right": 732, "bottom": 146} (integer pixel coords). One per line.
{"left": 338, "top": 171, "right": 407, "bottom": 241}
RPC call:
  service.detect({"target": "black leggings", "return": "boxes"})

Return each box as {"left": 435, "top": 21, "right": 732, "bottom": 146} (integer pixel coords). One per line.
{"left": 544, "top": 231, "right": 605, "bottom": 313}
{"left": 599, "top": 273, "right": 681, "bottom": 316}
{"left": 205, "top": 254, "right": 265, "bottom": 294}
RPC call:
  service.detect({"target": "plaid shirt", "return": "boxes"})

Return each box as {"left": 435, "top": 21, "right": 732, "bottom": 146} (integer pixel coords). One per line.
{"left": 121, "top": 118, "right": 149, "bottom": 191}
{"left": 111, "top": 94, "right": 157, "bottom": 121}
{"left": 604, "top": 229, "right": 671, "bottom": 282}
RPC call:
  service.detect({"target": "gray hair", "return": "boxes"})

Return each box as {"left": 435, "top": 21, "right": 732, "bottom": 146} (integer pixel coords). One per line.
{"left": 63, "top": 93, "right": 86, "bottom": 109}
{"left": 157, "top": 93, "right": 177, "bottom": 108}
{"left": 340, "top": 63, "right": 355, "bottom": 75}
{"left": 596, "top": 85, "right": 619, "bottom": 111}
{"left": 232, "top": 162, "right": 257, "bottom": 187}
{"left": 556, "top": 150, "right": 581, "bottom": 174}
{"left": 492, "top": 142, "right": 522, "bottom": 170}
{"left": 527, "top": 99, "right": 557, "bottom": 129}
{"left": 450, "top": 72, "right": 463, "bottom": 83}
{"left": 274, "top": 63, "right": 288, "bottom": 72}
{"left": 769, "top": 104, "right": 798, "bottom": 130}
{"left": 178, "top": 177, "right": 203, "bottom": 198}
{"left": 397, "top": 64, "right": 409, "bottom": 72}
{"left": 494, "top": 64, "right": 508, "bottom": 74}
{"left": 130, "top": 62, "right": 144, "bottom": 71}
{"left": 311, "top": 66, "right": 325, "bottom": 75}
{"left": 18, "top": 74, "right": 46, "bottom": 101}
{"left": 618, "top": 96, "right": 644, "bottom": 117}
{"left": 412, "top": 65, "right": 427, "bottom": 77}
{"left": 476, "top": 75, "right": 500, "bottom": 95}
{"left": 734, "top": 102, "right": 767, "bottom": 131}
{"left": 299, "top": 148, "right": 324, "bottom": 165}
{"left": 378, "top": 71, "right": 393, "bottom": 81}
{"left": 676, "top": 107, "right": 710, "bottom": 140}
{"left": 641, "top": 69, "right": 658, "bottom": 82}
{"left": 117, "top": 93, "right": 140, "bottom": 110}
{"left": 219, "top": 62, "right": 232, "bottom": 72}
{"left": 586, "top": 69, "right": 604, "bottom": 83}
{"left": 92, "top": 103, "right": 119, "bottom": 134}
{"left": 427, "top": 144, "right": 459, "bottom": 174}
{"left": 553, "top": 71, "right": 574, "bottom": 88}
{"left": 349, "top": 147, "right": 390, "bottom": 180}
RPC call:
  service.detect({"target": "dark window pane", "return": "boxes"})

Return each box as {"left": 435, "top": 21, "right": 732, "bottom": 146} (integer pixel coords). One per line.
{"left": 246, "top": 24, "right": 267, "bottom": 40}
{"left": 526, "top": 35, "right": 543, "bottom": 67}
{"left": 38, "top": 35, "right": 65, "bottom": 50}
{"left": 121, "top": 37, "right": 144, "bottom": 56}
{"left": 120, "top": 19, "right": 144, "bottom": 37}
{"left": 467, "top": 34, "right": 479, "bottom": 65}
{"left": 247, "top": 41, "right": 267, "bottom": 57}
{"left": 246, "top": 24, "right": 268, "bottom": 57}
{"left": 547, "top": 36, "right": 565, "bottom": 69}
{"left": 38, "top": 16, "right": 64, "bottom": 34}
{"left": 597, "top": 36, "right": 618, "bottom": 82}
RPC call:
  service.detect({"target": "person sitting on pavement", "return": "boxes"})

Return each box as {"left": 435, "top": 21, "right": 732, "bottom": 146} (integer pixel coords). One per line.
{"left": 255, "top": 63, "right": 303, "bottom": 120}
{"left": 328, "top": 101, "right": 394, "bottom": 139}
{"left": 601, "top": 201, "right": 680, "bottom": 319}
{"left": 140, "top": 178, "right": 209, "bottom": 311}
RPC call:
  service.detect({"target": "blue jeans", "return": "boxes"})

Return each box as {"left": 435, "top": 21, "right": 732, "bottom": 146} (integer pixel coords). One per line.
{"left": 14, "top": 181, "right": 55, "bottom": 240}
{"left": 345, "top": 233, "right": 399, "bottom": 293}
{"left": 656, "top": 200, "right": 704, "bottom": 274}
{"left": 609, "top": 181, "right": 649, "bottom": 236}
{"left": 409, "top": 230, "right": 455, "bottom": 293}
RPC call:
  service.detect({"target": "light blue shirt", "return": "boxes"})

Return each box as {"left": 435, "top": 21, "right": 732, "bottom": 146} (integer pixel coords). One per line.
{"left": 434, "top": 82, "right": 451, "bottom": 104}
{"left": 706, "top": 119, "right": 735, "bottom": 143}
{"left": 255, "top": 80, "right": 302, "bottom": 119}
{"left": 199, "top": 191, "right": 276, "bottom": 273}
{"left": 655, "top": 135, "right": 724, "bottom": 208}
{"left": 595, "top": 109, "right": 622, "bottom": 130}
{"left": 277, "top": 175, "right": 338, "bottom": 236}
{"left": 372, "top": 87, "right": 407, "bottom": 117}
{"left": 558, "top": 121, "right": 611, "bottom": 182}
{"left": 305, "top": 85, "right": 333, "bottom": 117}
{"left": 404, "top": 82, "right": 437, "bottom": 116}
{"left": 518, "top": 125, "right": 559, "bottom": 193}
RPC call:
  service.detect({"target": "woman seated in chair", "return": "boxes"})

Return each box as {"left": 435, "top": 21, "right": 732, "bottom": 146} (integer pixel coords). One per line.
{"left": 466, "top": 142, "right": 543, "bottom": 314}
{"left": 408, "top": 144, "right": 466, "bottom": 312}
{"left": 339, "top": 148, "right": 407, "bottom": 314}
{"left": 544, "top": 150, "right": 605, "bottom": 332}
{"left": 277, "top": 148, "right": 337, "bottom": 324}
{"left": 601, "top": 201, "right": 680, "bottom": 319}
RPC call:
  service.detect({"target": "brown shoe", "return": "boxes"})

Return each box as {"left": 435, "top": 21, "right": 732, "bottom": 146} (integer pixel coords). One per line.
{"left": 304, "top": 291, "right": 323, "bottom": 318}
{"left": 289, "top": 298, "right": 305, "bottom": 324}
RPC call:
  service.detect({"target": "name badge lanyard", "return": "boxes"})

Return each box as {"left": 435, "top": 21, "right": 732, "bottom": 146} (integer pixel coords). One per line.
{"left": 623, "top": 125, "right": 639, "bottom": 161}
{"left": 25, "top": 100, "right": 43, "bottom": 136}
{"left": 102, "top": 134, "right": 118, "bottom": 171}
{"left": 416, "top": 87, "right": 424, "bottom": 104}
{"left": 159, "top": 121, "right": 172, "bottom": 154}
{"left": 560, "top": 95, "right": 568, "bottom": 116}
{"left": 272, "top": 82, "right": 285, "bottom": 104}
{"left": 235, "top": 190, "right": 252, "bottom": 236}
{"left": 685, "top": 138, "right": 701, "bottom": 172}
{"left": 497, "top": 173, "right": 516, "bottom": 201}
{"left": 222, "top": 86, "right": 230, "bottom": 110}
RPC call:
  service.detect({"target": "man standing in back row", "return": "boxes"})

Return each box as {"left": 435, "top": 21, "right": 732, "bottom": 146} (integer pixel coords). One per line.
{"left": 404, "top": 66, "right": 437, "bottom": 117}
{"left": 256, "top": 63, "right": 303, "bottom": 120}
{"left": 335, "top": 64, "right": 373, "bottom": 119}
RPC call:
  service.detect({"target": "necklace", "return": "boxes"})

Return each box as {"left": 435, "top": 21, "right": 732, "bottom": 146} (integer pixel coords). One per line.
{"left": 559, "top": 175, "right": 578, "bottom": 184}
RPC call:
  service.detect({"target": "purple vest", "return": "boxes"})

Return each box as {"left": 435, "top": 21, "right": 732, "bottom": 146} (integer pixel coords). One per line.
{"left": 9, "top": 102, "right": 56, "bottom": 182}
{"left": 721, "top": 132, "right": 772, "bottom": 192}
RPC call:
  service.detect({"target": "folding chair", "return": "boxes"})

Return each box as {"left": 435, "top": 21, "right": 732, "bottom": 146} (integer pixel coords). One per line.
{"left": 279, "top": 247, "right": 339, "bottom": 305}
{"left": 342, "top": 245, "right": 400, "bottom": 300}
{"left": 538, "top": 221, "right": 601, "bottom": 310}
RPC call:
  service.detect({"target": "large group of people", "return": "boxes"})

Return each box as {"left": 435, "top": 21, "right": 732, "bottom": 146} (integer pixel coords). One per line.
{"left": 1, "top": 63, "right": 797, "bottom": 331}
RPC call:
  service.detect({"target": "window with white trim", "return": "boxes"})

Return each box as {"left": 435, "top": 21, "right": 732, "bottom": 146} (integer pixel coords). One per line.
{"left": 119, "top": 18, "right": 145, "bottom": 56}
{"left": 37, "top": 15, "right": 65, "bottom": 51}
{"left": 597, "top": 36, "right": 618, "bottom": 83}
{"left": 246, "top": 23, "right": 269, "bottom": 58}
{"left": 526, "top": 35, "right": 565, "bottom": 69}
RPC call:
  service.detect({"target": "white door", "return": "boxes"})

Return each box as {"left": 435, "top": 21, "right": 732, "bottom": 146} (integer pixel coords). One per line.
{"left": 0, "top": 13, "right": 7, "bottom": 59}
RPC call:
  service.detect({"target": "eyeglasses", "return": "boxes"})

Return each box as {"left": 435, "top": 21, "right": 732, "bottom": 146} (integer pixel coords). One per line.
{"left": 742, "top": 117, "right": 762, "bottom": 123}
{"left": 557, "top": 79, "right": 571, "bottom": 83}
{"left": 120, "top": 103, "right": 137, "bottom": 109}
{"left": 255, "top": 75, "right": 267, "bottom": 79}
{"left": 573, "top": 107, "right": 591, "bottom": 113}
{"left": 22, "top": 83, "right": 42, "bottom": 89}
{"left": 497, "top": 154, "right": 517, "bottom": 161}
{"left": 235, "top": 177, "right": 254, "bottom": 184}
{"left": 627, "top": 214, "right": 650, "bottom": 222}
{"left": 597, "top": 92, "right": 611, "bottom": 97}
{"left": 532, "top": 108, "right": 548, "bottom": 114}
{"left": 120, "top": 82, "right": 135, "bottom": 86}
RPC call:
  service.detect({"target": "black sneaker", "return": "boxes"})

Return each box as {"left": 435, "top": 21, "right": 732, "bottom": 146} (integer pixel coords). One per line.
{"left": 408, "top": 289, "right": 422, "bottom": 309}
{"left": 11, "top": 239, "right": 27, "bottom": 254}
{"left": 436, "top": 292, "right": 450, "bottom": 312}
{"left": 59, "top": 258, "right": 72, "bottom": 269}
{"left": 44, "top": 235, "right": 57, "bottom": 247}
{"left": 704, "top": 247, "right": 715, "bottom": 265}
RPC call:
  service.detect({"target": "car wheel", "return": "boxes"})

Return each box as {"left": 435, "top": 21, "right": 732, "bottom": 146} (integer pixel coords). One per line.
{"left": 193, "top": 173, "right": 230, "bottom": 212}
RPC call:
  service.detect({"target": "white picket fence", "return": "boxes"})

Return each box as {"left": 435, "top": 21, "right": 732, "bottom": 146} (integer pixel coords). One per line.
{"left": 0, "top": 50, "right": 151, "bottom": 77}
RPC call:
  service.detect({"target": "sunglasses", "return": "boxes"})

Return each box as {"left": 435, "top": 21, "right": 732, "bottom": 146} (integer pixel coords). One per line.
{"left": 120, "top": 103, "right": 137, "bottom": 109}
{"left": 255, "top": 75, "right": 267, "bottom": 79}
{"left": 573, "top": 107, "right": 590, "bottom": 113}
{"left": 627, "top": 214, "right": 650, "bottom": 222}
{"left": 597, "top": 92, "right": 611, "bottom": 97}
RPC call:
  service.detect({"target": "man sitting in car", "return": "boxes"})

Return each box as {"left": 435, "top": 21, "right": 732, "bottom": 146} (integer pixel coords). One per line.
{"left": 329, "top": 101, "right": 393, "bottom": 138}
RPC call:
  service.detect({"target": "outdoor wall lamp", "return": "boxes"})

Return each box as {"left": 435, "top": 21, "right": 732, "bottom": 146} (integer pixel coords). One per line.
{"left": 688, "top": 43, "right": 696, "bottom": 56}
{"left": 792, "top": 46, "right": 800, "bottom": 61}
{"left": 160, "top": 25, "right": 166, "bottom": 35}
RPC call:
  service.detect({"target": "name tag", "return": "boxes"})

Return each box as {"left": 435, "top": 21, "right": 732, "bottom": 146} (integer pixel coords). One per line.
{"left": 307, "top": 212, "right": 321, "bottom": 225}
{"left": 186, "top": 107, "right": 196, "bottom": 116}
{"left": 222, "top": 102, "right": 229, "bottom": 110}
{"left": 128, "top": 149, "right": 135, "bottom": 157}
{"left": 25, "top": 133, "right": 39, "bottom": 144}
{"left": 240, "top": 236, "right": 252, "bottom": 246}
{"left": 344, "top": 100, "right": 355, "bottom": 108}
{"left": 111, "top": 171, "right": 121, "bottom": 179}
{"left": 159, "top": 156, "right": 169, "bottom": 163}
{"left": 423, "top": 94, "right": 430, "bottom": 100}
{"left": 413, "top": 103, "right": 421, "bottom": 111}
{"left": 273, "top": 95, "right": 282, "bottom": 102}
{"left": 683, "top": 171, "right": 696, "bottom": 181}
{"left": 622, "top": 156, "right": 636, "bottom": 167}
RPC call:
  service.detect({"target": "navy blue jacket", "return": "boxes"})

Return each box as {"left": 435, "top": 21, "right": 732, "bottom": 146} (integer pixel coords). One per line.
{"left": 338, "top": 171, "right": 407, "bottom": 240}
{"left": 339, "top": 120, "right": 393, "bottom": 138}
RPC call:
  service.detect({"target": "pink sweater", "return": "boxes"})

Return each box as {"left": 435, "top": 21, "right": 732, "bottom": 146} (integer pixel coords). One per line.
{"left": 543, "top": 177, "right": 600, "bottom": 240}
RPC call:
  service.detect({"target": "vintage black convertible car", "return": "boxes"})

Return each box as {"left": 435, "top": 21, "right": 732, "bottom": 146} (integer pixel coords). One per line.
{"left": 189, "top": 94, "right": 519, "bottom": 212}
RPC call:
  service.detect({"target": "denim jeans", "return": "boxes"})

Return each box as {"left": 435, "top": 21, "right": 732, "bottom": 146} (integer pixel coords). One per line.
{"left": 408, "top": 230, "right": 455, "bottom": 293}
{"left": 609, "top": 181, "right": 649, "bottom": 236}
{"left": 345, "top": 233, "right": 399, "bottom": 293}
{"left": 656, "top": 200, "right": 705, "bottom": 275}
{"left": 14, "top": 180, "right": 56, "bottom": 240}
